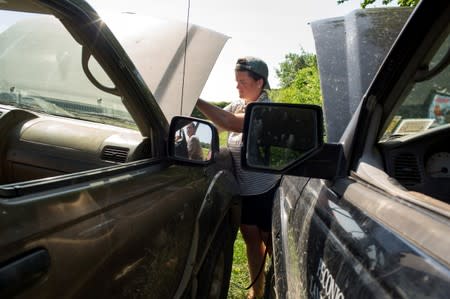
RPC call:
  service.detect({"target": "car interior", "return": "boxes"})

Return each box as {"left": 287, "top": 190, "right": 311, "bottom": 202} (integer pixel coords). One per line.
{"left": 0, "top": 9, "right": 153, "bottom": 191}
{"left": 377, "top": 29, "right": 450, "bottom": 205}
{"left": 0, "top": 105, "right": 151, "bottom": 185}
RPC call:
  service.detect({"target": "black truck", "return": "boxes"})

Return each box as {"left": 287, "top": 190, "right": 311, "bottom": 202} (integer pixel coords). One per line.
{"left": 242, "top": 0, "right": 450, "bottom": 298}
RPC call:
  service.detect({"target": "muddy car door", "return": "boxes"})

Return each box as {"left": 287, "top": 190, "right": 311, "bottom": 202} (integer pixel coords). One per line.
{"left": 0, "top": 1, "right": 238, "bottom": 298}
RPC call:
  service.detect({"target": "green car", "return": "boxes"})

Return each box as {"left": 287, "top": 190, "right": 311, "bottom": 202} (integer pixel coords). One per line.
{"left": 0, "top": 1, "right": 239, "bottom": 298}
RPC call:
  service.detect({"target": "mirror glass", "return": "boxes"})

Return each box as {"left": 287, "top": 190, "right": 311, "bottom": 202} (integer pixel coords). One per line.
{"left": 172, "top": 119, "right": 213, "bottom": 161}
{"left": 246, "top": 105, "right": 321, "bottom": 170}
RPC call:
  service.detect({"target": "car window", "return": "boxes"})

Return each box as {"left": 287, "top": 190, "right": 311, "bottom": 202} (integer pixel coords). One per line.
{"left": 0, "top": 11, "right": 137, "bottom": 130}
{"left": 0, "top": 10, "right": 152, "bottom": 192}
{"left": 376, "top": 28, "right": 450, "bottom": 204}
{"left": 381, "top": 32, "right": 450, "bottom": 141}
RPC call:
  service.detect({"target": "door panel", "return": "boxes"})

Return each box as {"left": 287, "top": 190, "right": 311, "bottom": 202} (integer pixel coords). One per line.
{"left": 283, "top": 176, "right": 450, "bottom": 298}
{"left": 0, "top": 163, "right": 206, "bottom": 298}
{"left": 0, "top": 248, "right": 50, "bottom": 297}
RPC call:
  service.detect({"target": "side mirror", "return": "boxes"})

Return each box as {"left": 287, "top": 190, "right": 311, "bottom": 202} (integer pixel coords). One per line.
{"left": 168, "top": 116, "right": 219, "bottom": 164}
{"left": 242, "top": 103, "right": 325, "bottom": 173}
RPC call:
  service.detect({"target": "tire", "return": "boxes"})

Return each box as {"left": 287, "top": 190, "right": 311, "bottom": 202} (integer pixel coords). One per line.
{"left": 196, "top": 215, "right": 235, "bottom": 299}
{"left": 263, "top": 258, "right": 276, "bottom": 299}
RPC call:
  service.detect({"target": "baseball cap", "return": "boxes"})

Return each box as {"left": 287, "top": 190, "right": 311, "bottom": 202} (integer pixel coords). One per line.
{"left": 235, "top": 56, "right": 270, "bottom": 90}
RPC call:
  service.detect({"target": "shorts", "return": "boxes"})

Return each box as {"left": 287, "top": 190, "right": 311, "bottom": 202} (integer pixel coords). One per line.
{"left": 240, "top": 184, "right": 279, "bottom": 232}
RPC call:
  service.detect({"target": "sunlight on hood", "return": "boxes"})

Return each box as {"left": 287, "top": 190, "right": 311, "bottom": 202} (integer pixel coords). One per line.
{"left": 103, "top": 13, "right": 229, "bottom": 121}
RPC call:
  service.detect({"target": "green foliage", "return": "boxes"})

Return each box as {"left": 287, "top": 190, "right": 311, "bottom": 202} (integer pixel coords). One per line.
{"left": 271, "top": 49, "right": 322, "bottom": 106}
{"left": 337, "top": 0, "right": 419, "bottom": 8}
{"left": 270, "top": 64, "right": 322, "bottom": 106}
{"left": 276, "top": 50, "right": 317, "bottom": 88}
{"left": 219, "top": 131, "right": 228, "bottom": 147}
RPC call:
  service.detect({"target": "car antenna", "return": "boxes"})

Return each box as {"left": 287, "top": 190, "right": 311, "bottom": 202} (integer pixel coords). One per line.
{"left": 180, "top": 0, "right": 191, "bottom": 116}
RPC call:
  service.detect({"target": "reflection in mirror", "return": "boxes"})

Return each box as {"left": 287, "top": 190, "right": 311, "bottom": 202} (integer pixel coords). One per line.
{"left": 173, "top": 119, "right": 213, "bottom": 162}
{"left": 246, "top": 105, "right": 321, "bottom": 170}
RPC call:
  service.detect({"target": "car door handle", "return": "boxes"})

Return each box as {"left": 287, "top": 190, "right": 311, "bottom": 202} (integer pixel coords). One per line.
{"left": 0, "top": 248, "right": 50, "bottom": 297}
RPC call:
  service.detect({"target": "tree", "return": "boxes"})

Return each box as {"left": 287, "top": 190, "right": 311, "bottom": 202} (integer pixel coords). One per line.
{"left": 276, "top": 50, "right": 316, "bottom": 88}
{"left": 270, "top": 64, "right": 322, "bottom": 106}
{"left": 337, "top": 0, "right": 419, "bottom": 8}
{"left": 270, "top": 49, "right": 321, "bottom": 106}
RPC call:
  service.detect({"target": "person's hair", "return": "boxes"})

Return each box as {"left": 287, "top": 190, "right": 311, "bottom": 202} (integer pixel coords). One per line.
{"left": 235, "top": 68, "right": 266, "bottom": 86}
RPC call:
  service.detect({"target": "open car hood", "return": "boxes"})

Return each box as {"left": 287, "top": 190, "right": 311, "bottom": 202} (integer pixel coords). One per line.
{"left": 311, "top": 7, "right": 412, "bottom": 142}
{"left": 104, "top": 13, "right": 228, "bottom": 122}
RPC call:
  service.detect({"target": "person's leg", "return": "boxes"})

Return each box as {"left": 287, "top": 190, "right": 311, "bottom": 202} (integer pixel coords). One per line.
{"left": 260, "top": 230, "right": 272, "bottom": 255}
{"left": 240, "top": 224, "right": 266, "bottom": 299}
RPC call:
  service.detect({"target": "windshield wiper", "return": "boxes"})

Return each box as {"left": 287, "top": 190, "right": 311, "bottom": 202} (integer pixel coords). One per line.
{"left": 0, "top": 90, "right": 74, "bottom": 117}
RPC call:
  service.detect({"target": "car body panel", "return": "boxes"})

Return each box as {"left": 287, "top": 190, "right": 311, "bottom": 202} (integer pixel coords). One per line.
{"left": 0, "top": 158, "right": 239, "bottom": 298}
{"left": 275, "top": 175, "right": 450, "bottom": 299}
{"left": 0, "top": 0, "right": 239, "bottom": 298}
{"left": 2, "top": 163, "right": 192, "bottom": 297}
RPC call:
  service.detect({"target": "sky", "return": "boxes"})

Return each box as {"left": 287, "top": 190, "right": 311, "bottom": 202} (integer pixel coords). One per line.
{"left": 90, "top": 0, "right": 387, "bottom": 102}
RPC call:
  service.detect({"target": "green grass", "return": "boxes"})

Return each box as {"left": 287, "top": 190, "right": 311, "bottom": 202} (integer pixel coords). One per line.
{"left": 219, "top": 131, "right": 228, "bottom": 148}
{"left": 227, "top": 232, "right": 273, "bottom": 298}
{"left": 228, "top": 231, "right": 250, "bottom": 298}
{"left": 221, "top": 131, "right": 270, "bottom": 298}
{"left": 221, "top": 131, "right": 250, "bottom": 298}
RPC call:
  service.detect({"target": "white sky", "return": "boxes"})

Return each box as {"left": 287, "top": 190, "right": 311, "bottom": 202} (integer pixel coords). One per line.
{"left": 90, "top": 0, "right": 388, "bottom": 102}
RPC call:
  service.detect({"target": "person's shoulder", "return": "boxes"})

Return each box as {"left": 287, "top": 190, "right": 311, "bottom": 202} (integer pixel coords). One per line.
{"left": 225, "top": 99, "right": 245, "bottom": 112}
{"left": 257, "top": 91, "right": 272, "bottom": 103}
{"left": 230, "top": 99, "right": 245, "bottom": 106}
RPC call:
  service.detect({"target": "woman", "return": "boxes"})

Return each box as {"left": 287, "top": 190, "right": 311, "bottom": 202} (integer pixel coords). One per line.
{"left": 196, "top": 56, "right": 280, "bottom": 299}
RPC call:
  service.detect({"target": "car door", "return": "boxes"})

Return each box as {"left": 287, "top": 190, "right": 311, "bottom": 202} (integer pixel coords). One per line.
{"left": 0, "top": 163, "right": 206, "bottom": 298}
{"left": 0, "top": 1, "right": 236, "bottom": 298}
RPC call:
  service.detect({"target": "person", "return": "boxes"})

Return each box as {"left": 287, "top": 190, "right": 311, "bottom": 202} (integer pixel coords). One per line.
{"left": 196, "top": 56, "right": 280, "bottom": 299}
{"left": 174, "top": 128, "right": 188, "bottom": 158}
{"left": 186, "top": 122, "right": 204, "bottom": 160}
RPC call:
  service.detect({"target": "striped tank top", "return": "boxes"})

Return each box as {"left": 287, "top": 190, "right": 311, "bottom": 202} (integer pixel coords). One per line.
{"left": 224, "top": 91, "right": 280, "bottom": 196}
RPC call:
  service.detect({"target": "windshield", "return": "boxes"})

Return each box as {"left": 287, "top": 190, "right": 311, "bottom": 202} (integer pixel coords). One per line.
{"left": 381, "top": 32, "right": 450, "bottom": 141}
{"left": 0, "top": 11, "right": 136, "bottom": 129}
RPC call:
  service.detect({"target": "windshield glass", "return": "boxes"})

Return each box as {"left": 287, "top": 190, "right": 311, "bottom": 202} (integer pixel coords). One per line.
{"left": 381, "top": 32, "right": 450, "bottom": 141}
{"left": 0, "top": 11, "right": 136, "bottom": 129}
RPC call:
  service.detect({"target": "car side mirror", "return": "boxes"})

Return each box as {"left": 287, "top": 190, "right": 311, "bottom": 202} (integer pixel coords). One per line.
{"left": 242, "top": 103, "right": 325, "bottom": 173}
{"left": 168, "top": 116, "right": 219, "bottom": 164}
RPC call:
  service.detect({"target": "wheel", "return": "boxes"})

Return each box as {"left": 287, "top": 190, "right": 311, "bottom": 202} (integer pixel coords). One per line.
{"left": 263, "top": 258, "right": 276, "bottom": 299}
{"left": 196, "top": 215, "right": 234, "bottom": 299}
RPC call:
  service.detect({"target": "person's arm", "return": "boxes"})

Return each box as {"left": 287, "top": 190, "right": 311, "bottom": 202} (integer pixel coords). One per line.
{"left": 196, "top": 98, "right": 245, "bottom": 132}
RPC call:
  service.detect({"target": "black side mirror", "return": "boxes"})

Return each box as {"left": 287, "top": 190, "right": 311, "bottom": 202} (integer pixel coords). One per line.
{"left": 168, "top": 116, "right": 219, "bottom": 164}
{"left": 242, "top": 103, "right": 325, "bottom": 172}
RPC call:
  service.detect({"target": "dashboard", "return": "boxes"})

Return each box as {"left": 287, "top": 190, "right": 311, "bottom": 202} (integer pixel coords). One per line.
{"left": 380, "top": 124, "right": 450, "bottom": 203}
{"left": 0, "top": 105, "right": 152, "bottom": 185}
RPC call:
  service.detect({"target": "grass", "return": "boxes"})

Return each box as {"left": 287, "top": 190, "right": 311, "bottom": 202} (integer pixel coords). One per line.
{"left": 220, "top": 131, "right": 271, "bottom": 298}
{"left": 227, "top": 231, "right": 250, "bottom": 298}
{"left": 220, "top": 131, "right": 251, "bottom": 298}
